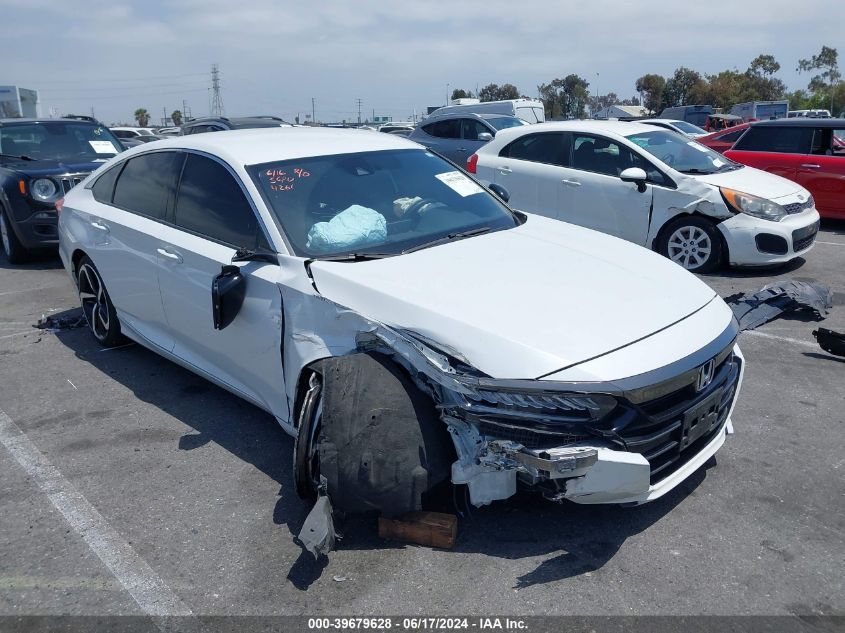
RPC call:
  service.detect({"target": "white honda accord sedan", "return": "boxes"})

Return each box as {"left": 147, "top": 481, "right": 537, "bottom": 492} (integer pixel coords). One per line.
{"left": 58, "top": 128, "right": 744, "bottom": 519}
{"left": 468, "top": 120, "right": 820, "bottom": 272}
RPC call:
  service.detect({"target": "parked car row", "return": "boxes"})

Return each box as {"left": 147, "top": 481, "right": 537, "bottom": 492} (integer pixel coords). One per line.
{"left": 54, "top": 127, "right": 746, "bottom": 520}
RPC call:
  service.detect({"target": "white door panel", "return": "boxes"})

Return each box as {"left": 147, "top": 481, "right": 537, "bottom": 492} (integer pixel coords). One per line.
{"left": 558, "top": 168, "right": 652, "bottom": 245}
{"left": 80, "top": 198, "right": 173, "bottom": 350}
{"left": 154, "top": 224, "right": 287, "bottom": 418}
{"left": 493, "top": 160, "right": 567, "bottom": 219}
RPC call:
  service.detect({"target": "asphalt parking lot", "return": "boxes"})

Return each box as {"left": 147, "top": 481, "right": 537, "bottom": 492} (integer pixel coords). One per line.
{"left": 1, "top": 222, "right": 843, "bottom": 618}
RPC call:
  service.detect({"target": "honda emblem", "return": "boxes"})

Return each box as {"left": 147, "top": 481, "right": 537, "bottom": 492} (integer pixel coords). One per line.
{"left": 696, "top": 359, "right": 716, "bottom": 392}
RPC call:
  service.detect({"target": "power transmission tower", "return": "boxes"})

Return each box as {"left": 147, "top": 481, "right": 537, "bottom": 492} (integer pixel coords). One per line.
{"left": 311, "top": 97, "right": 316, "bottom": 124}
{"left": 210, "top": 64, "right": 225, "bottom": 117}
{"left": 356, "top": 98, "right": 362, "bottom": 124}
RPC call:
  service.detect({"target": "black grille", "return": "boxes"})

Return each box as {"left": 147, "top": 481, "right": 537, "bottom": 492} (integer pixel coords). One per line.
{"left": 59, "top": 174, "right": 87, "bottom": 195}
{"left": 783, "top": 197, "right": 814, "bottom": 215}
{"left": 619, "top": 355, "right": 741, "bottom": 484}
{"left": 792, "top": 221, "right": 819, "bottom": 253}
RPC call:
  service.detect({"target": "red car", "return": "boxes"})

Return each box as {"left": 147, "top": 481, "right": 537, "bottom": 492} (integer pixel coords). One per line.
{"left": 724, "top": 119, "right": 845, "bottom": 219}
{"left": 697, "top": 122, "right": 751, "bottom": 154}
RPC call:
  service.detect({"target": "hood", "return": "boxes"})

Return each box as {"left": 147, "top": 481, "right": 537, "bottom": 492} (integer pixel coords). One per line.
{"left": 308, "top": 215, "right": 718, "bottom": 380}
{"left": 0, "top": 158, "right": 106, "bottom": 177}
{"left": 692, "top": 165, "right": 803, "bottom": 201}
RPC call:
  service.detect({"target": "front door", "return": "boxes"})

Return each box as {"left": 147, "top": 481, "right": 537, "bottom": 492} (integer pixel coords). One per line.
{"left": 156, "top": 152, "right": 288, "bottom": 420}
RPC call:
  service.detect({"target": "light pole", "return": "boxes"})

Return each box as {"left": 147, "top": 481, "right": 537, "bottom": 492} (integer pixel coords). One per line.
{"left": 446, "top": 83, "right": 450, "bottom": 106}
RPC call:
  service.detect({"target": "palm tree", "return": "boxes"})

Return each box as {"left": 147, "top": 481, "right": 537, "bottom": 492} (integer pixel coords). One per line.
{"left": 134, "top": 108, "right": 150, "bottom": 127}
{"left": 170, "top": 110, "right": 183, "bottom": 126}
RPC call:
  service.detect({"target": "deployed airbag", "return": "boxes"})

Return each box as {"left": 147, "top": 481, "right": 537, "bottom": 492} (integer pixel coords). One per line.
{"left": 306, "top": 205, "right": 387, "bottom": 253}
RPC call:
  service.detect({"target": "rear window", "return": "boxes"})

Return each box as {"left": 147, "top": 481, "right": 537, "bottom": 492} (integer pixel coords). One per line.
{"left": 422, "top": 120, "right": 460, "bottom": 139}
{"left": 500, "top": 132, "right": 569, "bottom": 167}
{"left": 733, "top": 127, "right": 813, "bottom": 153}
{"left": 112, "top": 152, "right": 182, "bottom": 220}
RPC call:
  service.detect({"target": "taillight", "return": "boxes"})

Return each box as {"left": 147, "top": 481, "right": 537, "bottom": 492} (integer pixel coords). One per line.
{"left": 55, "top": 198, "right": 64, "bottom": 214}
{"left": 466, "top": 153, "right": 478, "bottom": 174}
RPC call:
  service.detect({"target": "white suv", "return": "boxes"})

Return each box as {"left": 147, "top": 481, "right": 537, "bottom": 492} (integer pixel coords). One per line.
{"left": 468, "top": 120, "right": 820, "bottom": 272}
{"left": 58, "top": 128, "right": 743, "bottom": 517}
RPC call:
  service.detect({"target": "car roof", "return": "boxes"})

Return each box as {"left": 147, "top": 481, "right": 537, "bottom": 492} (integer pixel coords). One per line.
{"left": 423, "top": 111, "right": 508, "bottom": 122}
{"left": 752, "top": 118, "right": 845, "bottom": 128}
{"left": 119, "top": 126, "right": 420, "bottom": 166}
{"left": 639, "top": 119, "right": 684, "bottom": 125}
{"left": 480, "top": 120, "right": 665, "bottom": 148}
{"left": 0, "top": 117, "right": 100, "bottom": 126}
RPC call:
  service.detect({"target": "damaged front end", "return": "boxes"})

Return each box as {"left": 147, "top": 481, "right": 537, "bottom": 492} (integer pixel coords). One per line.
{"left": 357, "top": 321, "right": 743, "bottom": 508}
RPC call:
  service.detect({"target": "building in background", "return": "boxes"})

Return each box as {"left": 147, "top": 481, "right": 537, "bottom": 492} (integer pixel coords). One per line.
{"left": 0, "top": 86, "right": 40, "bottom": 118}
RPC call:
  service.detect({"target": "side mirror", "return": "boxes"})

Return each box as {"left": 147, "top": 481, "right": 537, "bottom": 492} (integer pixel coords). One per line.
{"left": 477, "top": 132, "right": 494, "bottom": 142}
{"left": 488, "top": 183, "right": 510, "bottom": 203}
{"left": 212, "top": 265, "right": 246, "bottom": 330}
{"left": 620, "top": 167, "right": 648, "bottom": 193}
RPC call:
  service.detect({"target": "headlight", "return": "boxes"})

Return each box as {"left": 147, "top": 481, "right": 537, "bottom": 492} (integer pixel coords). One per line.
{"left": 721, "top": 187, "right": 786, "bottom": 221}
{"left": 464, "top": 387, "right": 618, "bottom": 423}
{"left": 31, "top": 178, "right": 58, "bottom": 202}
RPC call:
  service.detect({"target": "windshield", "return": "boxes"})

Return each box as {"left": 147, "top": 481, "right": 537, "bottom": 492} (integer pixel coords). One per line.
{"left": 626, "top": 130, "right": 740, "bottom": 175}
{"left": 0, "top": 122, "right": 122, "bottom": 161}
{"left": 248, "top": 149, "right": 519, "bottom": 258}
{"left": 486, "top": 117, "right": 527, "bottom": 131}
{"left": 672, "top": 121, "right": 707, "bottom": 135}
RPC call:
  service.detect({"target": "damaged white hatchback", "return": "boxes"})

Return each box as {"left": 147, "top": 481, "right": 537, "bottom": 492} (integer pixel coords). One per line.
{"left": 58, "top": 128, "right": 744, "bottom": 537}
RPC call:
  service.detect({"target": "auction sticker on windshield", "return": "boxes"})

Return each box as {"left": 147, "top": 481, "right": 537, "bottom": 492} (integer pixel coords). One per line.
{"left": 435, "top": 170, "right": 483, "bottom": 197}
{"left": 89, "top": 140, "right": 119, "bottom": 154}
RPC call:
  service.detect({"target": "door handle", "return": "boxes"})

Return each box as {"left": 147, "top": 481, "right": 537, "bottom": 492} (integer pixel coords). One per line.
{"left": 456, "top": 147, "right": 468, "bottom": 152}
{"left": 800, "top": 164, "right": 820, "bottom": 169}
{"left": 497, "top": 166, "right": 512, "bottom": 174}
{"left": 562, "top": 179, "right": 582, "bottom": 187}
{"left": 90, "top": 220, "right": 109, "bottom": 232}
{"left": 157, "top": 247, "right": 183, "bottom": 263}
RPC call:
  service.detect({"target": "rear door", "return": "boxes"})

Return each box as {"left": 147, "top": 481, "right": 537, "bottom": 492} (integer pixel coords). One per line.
{"left": 491, "top": 131, "right": 571, "bottom": 217}
{"left": 458, "top": 118, "right": 493, "bottom": 161}
{"left": 155, "top": 152, "right": 287, "bottom": 418}
{"left": 416, "top": 119, "right": 462, "bottom": 162}
{"left": 84, "top": 151, "right": 182, "bottom": 351}
{"left": 725, "top": 125, "right": 813, "bottom": 180}
{"left": 557, "top": 134, "right": 654, "bottom": 245}
{"left": 799, "top": 126, "right": 845, "bottom": 218}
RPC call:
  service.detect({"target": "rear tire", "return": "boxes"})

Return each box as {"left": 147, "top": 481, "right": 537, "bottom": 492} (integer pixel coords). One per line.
{"left": 76, "top": 255, "right": 125, "bottom": 347}
{"left": 0, "top": 206, "right": 30, "bottom": 264}
{"left": 657, "top": 216, "right": 723, "bottom": 273}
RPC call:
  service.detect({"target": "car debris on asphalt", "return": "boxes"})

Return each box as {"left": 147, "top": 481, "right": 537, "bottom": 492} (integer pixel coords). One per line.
{"left": 812, "top": 328, "right": 845, "bottom": 357}
{"left": 724, "top": 280, "right": 833, "bottom": 331}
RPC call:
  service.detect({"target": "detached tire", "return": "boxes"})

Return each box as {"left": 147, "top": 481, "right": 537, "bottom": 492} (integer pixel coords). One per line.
{"left": 293, "top": 353, "right": 454, "bottom": 516}
{"left": 76, "top": 255, "right": 125, "bottom": 347}
{"left": 0, "top": 206, "right": 30, "bottom": 264}
{"left": 657, "top": 215, "right": 723, "bottom": 273}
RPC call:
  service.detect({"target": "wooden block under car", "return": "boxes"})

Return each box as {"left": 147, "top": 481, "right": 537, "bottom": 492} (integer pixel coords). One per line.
{"left": 378, "top": 511, "right": 457, "bottom": 549}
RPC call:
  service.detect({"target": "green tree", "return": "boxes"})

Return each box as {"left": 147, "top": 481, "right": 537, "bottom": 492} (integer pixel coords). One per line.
{"left": 744, "top": 54, "right": 786, "bottom": 102}
{"left": 538, "top": 75, "right": 590, "bottom": 119}
{"left": 797, "top": 46, "right": 841, "bottom": 112}
{"left": 451, "top": 88, "right": 473, "bottom": 100}
{"left": 134, "top": 108, "right": 150, "bottom": 127}
{"left": 635, "top": 74, "right": 666, "bottom": 114}
{"left": 587, "top": 92, "right": 618, "bottom": 116}
{"left": 170, "top": 110, "right": 183, "bottom": 126}
{"left": 662, "top": 67, "right": 705, "bottom": 109}
{"left": 478, "top": 83, "right": 520, "bottom": 102}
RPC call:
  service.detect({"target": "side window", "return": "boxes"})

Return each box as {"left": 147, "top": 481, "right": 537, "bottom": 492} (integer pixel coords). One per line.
{"left": 500, "top": 132, "right": 569, "bottom": 167}
{"left": 461, "top": 119, "right": 489, "bottom": 141}
{"left": 112, "top": 152, "right": 182, "bottom": 219}
{"left": 572, "top": 134, "right": 666, "bottom": 184}
{"left": 174, "top": 154, "right": 260, "bottom": 248}
{"left": 423, "top": 119, "right": 460, "bottom": 139}
{"left": 733, "top": 127, "right": 813, "bottom": 153}
{"left": 717, "top": 128, "right": 745, "bottom": 143}
{"left": 91, "top": 163, "right": 123, "bottom": 204}
{"left": 810, "top": 128, "right": 832, "bottom": 155}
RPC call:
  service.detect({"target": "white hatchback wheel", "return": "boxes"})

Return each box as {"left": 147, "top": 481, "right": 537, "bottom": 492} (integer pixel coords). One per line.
{"left": 667, "top": 225, "right": 712, "bottom": 271}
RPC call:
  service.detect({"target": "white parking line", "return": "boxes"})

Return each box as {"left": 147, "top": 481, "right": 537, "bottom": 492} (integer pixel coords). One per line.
{"left": 0, "top": 407, "right": 193, "bottom": 617}
{"left": 816, "top": 240, "right": 845, "bottom": 246}
{"left": 741, "top": 329, "right": 819, "bottom": 349}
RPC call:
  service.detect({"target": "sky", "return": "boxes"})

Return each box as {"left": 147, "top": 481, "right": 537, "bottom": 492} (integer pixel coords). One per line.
{"left": 1, "top": 0, "right": 842, "bottom": 125}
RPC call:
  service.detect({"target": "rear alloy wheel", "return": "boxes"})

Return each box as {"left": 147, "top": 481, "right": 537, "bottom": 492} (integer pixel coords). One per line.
{"left": 76, "top": 256, "right": 124, "bottom": 347}
{"left": 659, "top": 216, "right": 723, "bottom": 273}
{"left": 0, "top": 207, "right": 30, "bottom": 264}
